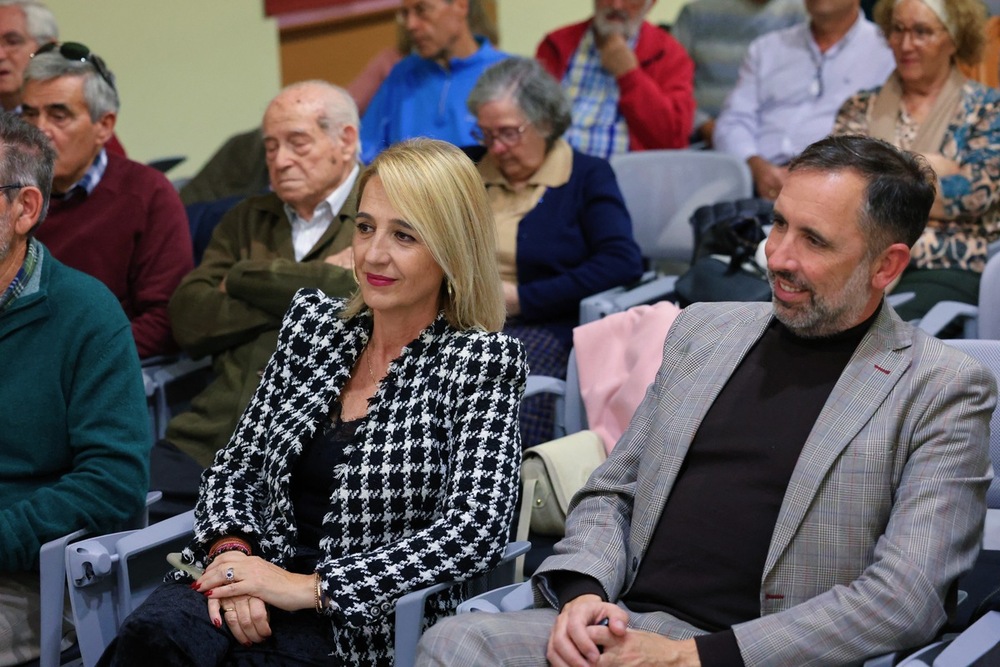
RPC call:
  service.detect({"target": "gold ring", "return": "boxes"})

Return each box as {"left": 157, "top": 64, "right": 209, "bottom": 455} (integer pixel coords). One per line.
{"left": 224, "top": 607, "right": 236, "bottom": 613}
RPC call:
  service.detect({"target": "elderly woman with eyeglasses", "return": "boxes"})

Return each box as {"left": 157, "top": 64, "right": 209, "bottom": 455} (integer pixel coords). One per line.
{"left": 833, "top": 0, "right": 999, "bottom": 322}
{"left": 466, "top": 57, "right": 643, "bottom": 447}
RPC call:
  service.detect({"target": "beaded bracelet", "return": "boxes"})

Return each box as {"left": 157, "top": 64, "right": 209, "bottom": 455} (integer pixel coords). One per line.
{"left": 208, "top": 538, "right": 252, "bottom": 562}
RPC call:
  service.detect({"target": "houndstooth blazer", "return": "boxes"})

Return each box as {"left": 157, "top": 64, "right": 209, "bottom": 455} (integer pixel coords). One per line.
{"left": 536, "top": 301, "right": 996, "bottom": 666}
{"left": 186, "top": 289, "right": 526, "bottom": 665}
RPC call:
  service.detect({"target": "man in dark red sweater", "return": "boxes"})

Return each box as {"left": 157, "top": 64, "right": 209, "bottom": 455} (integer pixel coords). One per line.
{"left": 22, "top": 43, "right": 191, "bottom": 358}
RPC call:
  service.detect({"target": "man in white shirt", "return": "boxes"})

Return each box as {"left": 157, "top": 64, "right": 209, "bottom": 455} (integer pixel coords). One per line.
{"left": 713, "top": 0, "right": 894, "bottom": 199}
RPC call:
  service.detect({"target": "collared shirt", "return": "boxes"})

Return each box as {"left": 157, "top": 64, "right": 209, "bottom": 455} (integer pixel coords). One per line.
{"left": 561, "top": 28, "right": 635, "bottom": 159}
{"left": 53, "top": 149, "right": 108, "bottom": 200}
{"left": 360, "top": 37, "right": 511, "bottom": 164}
{"left": 478, "top": 139, "right": 573, "bottom": 283}
{"left": 0, "top": 236, "right": 39, "bottom": 314}
{"left": 713, "top": 14, "right": 894, "bottom": 164}
{"left": 283, "top": 164, "right": 359, "bottom": 262}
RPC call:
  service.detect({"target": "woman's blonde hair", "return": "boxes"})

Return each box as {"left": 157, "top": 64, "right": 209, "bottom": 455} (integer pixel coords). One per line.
{"left": 341, "top": 139, "right": 505, "bottom": 332}
{"left": 874, "top": 0, "right": 987, "bottom": 65}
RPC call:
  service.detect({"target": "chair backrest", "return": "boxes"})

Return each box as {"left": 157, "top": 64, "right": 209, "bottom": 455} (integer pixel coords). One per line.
{"left": 609, "top": 150, "right": 753, "bottom": 264}
{"left": 944, "top": 340, "right": 1000, "bottom": 508}
{"left": 977, "top": 253, "right": 1000, "bottom": 340}
{"left": 142, "top": 355, "right": 213, "bottom": 442}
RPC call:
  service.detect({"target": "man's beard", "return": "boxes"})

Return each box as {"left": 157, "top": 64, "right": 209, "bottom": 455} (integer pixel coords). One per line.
{"left": 593, "top": 8, "right": 643, "bottom": 39}
{"left": 767, "top": 259, "right": 874, "bottom": 338}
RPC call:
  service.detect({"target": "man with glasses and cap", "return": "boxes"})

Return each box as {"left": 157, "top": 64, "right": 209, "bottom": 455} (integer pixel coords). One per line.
{"left": 0, "top": 112, "right": 149, "bottom": 667}
{"left": 21, "top": 41, "right": 192, "bottom": 359}
{"left": 360, "top": 0, "right": 509, "bottom": 163}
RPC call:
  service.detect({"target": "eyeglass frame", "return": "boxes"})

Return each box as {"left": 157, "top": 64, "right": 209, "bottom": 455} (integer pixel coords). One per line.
{"left": 0, "top": 183, "right": 24, "bottom": 202}
{"left": 886, "top": 22, "right": 949, "bottom": 46}
{"left": 31, "top": 41, "right": 117, "bottom": 93}
{"left": 471, "top": 123, "right": 531, "bottom": 148}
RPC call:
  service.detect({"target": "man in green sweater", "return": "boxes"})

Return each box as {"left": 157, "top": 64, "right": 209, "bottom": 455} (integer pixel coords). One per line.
{"left": 151, "top": 81, "right": 361, "bottom": 519}
{"left": 0, "top": 114, "right": 149, "bottom": 664}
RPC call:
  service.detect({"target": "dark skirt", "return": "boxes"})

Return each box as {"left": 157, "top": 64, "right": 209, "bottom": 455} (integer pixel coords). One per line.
{"left": 503, "top": 320, "right": 571, "bottom": 448}
{"left": 98, "top": 582, "right": 337, "bottom": 667}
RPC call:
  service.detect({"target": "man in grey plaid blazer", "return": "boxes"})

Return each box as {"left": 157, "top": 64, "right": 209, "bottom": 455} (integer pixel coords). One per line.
{"left": 417, "top": 136, "right": 997, "bottom": 666}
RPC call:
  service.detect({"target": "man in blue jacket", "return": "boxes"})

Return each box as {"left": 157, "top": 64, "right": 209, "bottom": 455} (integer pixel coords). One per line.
{"left": 360, "top": 0, "right": 509, "bottom": 163}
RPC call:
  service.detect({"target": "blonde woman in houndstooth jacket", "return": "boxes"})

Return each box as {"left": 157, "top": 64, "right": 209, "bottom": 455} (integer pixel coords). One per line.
{"left": 101, "top": 139, "right": 527, "bottom": 666}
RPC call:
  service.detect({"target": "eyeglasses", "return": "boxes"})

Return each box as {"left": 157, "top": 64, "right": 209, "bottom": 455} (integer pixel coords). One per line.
{"left": 396, "top": 1, "right": 440, "bottom": 24}
{"left": 0, "top": 184, "right": 24, "bottom": 200}
{"left": 32, "top": 42, "right": 116, "bottom": 92}
{"left": 471, "top": 123, "right": 530, "bottom": 147}
{"left": 887, "top": 23, "right": 948, "bottom": 45}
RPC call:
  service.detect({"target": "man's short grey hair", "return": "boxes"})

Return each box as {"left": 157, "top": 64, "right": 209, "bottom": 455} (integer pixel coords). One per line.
{"left": 0, "top": 113, "right": 55, "bottom": 222}
{"left": 271, "top": 80, "right": 361, "bottom": 161}
{"left": 467, "top": 57, "right": 571, "bottom": 150}
{"left": 0, "top": 0, "right": 57, "bottom": 45}
{"left": 24, "top": 50, "right": 119, "bottom": 121}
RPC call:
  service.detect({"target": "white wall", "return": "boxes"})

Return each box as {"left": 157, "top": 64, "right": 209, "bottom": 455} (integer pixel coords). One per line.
{"left": 497, "top": 0, "right": 688, "bottom": 57}
{"left": 44, "top": 0, "right": 281, "bottom": 178}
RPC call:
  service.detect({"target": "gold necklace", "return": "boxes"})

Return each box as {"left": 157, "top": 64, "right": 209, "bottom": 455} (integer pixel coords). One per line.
{"left": 365, "top": 348, "right": 379, "bottom": 386}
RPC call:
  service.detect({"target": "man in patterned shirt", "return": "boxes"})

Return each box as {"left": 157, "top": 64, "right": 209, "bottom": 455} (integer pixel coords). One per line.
{"left": 536, "top": 0, "right": 695, "bottom": 158}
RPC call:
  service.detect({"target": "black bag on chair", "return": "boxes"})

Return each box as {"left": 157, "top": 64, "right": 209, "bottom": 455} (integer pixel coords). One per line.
{"left": 675, "top": 198, "right": 773, "bottom": 306}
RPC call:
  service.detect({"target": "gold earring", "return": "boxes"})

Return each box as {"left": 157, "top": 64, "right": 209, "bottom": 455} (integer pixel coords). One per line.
{"left": 352, "top": 267, "right": 359, "bottom": 284}
{"left": 447, "top": 281, "right": 454, "bottom": 299}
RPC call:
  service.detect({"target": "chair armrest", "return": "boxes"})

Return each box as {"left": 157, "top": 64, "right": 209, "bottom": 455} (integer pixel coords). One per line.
{"left": 579, "top": 272, "right": 677, "bottom": 325}
{"left": 885, "top": 292, "right": 915, "bottom": 309}
{"left": 392, "top": 541, "right": 531, "bottom": 667}
{"left": 524, "top": 375, "right": 566, "bottom": 399}
{"left": 456, "top": 580, "right": 536, "bottom": 615}
{"left": 918, "top": 302, "right": 978, "bottom": 337}
{"left": 928, "top": 611, "right": 1000, "bottom": 666}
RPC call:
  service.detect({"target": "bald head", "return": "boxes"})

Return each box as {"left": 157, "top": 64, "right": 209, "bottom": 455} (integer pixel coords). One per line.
{"left": 262, "top": 81, "right": 360, "bottom": 219}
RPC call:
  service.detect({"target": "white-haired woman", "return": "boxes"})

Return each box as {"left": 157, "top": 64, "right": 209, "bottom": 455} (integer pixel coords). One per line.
{"left": 834, "top": 0, "right": 1000, "bottom": 322}
{"left": 467, "top": 57, "right": 644, "bottom": 446}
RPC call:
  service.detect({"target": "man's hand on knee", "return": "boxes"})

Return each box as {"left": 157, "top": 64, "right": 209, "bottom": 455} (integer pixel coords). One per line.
{"left": 547, "top": 594, "right": 628, "bottom": 667}
{"left": 586, "top": 628, "right": 701, "bottom": 667}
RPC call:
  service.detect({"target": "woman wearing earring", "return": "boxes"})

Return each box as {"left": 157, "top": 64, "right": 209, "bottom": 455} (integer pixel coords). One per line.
{"left": 102, "top": 139, "right": 527, "bottom": 666}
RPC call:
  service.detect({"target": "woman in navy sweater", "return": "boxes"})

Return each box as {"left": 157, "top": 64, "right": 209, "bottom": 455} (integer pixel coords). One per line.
{"left": 467, "top": 57, "right": 644, "bottom": 446}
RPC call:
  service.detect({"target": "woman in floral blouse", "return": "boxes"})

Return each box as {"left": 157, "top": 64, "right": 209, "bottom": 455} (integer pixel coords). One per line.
{"left": 833, "top": 0, "right": 998, "bottom": 321}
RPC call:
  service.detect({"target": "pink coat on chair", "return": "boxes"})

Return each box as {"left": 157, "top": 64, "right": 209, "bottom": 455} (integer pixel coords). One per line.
{"left": 573, "top": 301, "right": 681, "bottom": 453}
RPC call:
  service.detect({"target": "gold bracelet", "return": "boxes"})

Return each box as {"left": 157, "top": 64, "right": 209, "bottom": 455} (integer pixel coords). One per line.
{"left": 314, "top": 572, "right": 323, "bottom": 613}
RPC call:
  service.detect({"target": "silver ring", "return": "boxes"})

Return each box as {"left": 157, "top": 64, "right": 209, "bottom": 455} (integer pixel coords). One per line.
{"left": 225, "top": 567, "right": 235, "bottom": 582}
